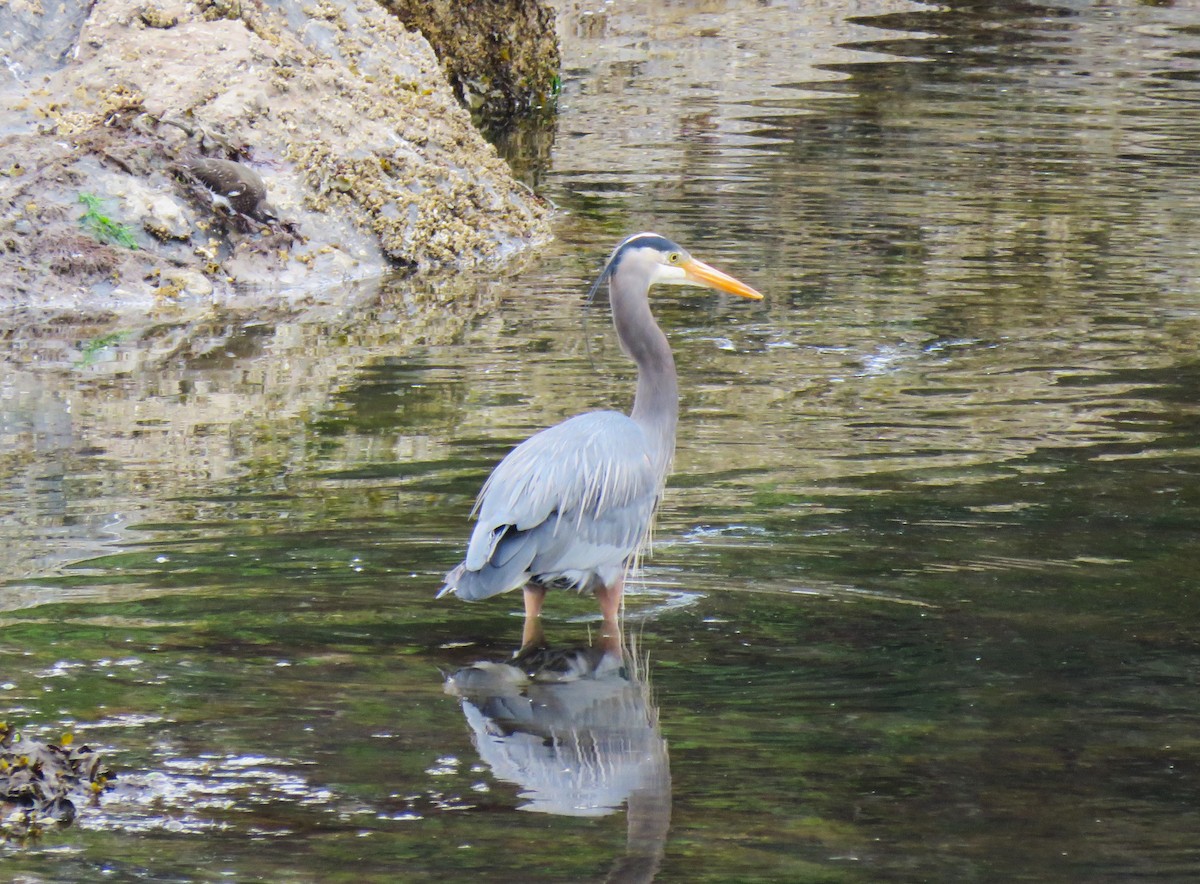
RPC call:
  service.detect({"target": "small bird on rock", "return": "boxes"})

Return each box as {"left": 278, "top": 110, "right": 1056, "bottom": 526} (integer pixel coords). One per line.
{"left": 181, "top": 156, "right": 278, "bottom": 224}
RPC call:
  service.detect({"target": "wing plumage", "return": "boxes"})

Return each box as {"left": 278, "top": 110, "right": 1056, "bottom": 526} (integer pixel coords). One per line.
{"left": 440, "top": 411, "right": 664, "bottom": 601}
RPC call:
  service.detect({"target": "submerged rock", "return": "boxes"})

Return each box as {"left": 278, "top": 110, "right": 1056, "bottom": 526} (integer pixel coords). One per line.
{"left": 0, "top": 0, "right": 553, "bottom": 313}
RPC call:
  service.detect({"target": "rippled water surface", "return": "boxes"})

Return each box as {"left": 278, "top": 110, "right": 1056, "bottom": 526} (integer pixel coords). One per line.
{"left": 5, "top": 1, "right": 1200, "bottom": 880}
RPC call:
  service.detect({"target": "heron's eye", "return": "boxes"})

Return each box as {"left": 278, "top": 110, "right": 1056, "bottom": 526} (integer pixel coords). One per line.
{"left": 667, "top": 252, "right": 682, "bottom": 264}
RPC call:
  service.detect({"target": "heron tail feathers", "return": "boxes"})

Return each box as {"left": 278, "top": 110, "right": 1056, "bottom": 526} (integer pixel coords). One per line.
{"left": 438, "top": 526, "right": 538, "bottom": 601}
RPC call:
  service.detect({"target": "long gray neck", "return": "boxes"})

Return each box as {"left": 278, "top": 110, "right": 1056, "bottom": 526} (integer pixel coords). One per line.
{"left": 610, "top": 274, "right": 678, "bottom": 473}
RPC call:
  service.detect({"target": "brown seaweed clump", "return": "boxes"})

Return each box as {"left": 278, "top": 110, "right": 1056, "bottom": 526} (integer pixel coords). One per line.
{"left": 1, "top": 722, "right": 113, "bottom": 841}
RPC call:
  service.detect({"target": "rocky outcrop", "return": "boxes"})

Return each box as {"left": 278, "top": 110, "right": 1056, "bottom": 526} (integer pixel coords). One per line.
{"left": 384, "top": 0, "right": 560, "bottom": 123}
{"left": 0, "top": 0, "right": 553, "bottom": 314}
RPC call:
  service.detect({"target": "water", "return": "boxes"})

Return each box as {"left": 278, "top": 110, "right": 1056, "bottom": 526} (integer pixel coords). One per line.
{"left": 5, "top": 0, "right": 1200, "bottom": 879}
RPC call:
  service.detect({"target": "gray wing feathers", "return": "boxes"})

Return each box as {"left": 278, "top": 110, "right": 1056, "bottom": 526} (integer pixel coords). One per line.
{"left": 442, "top": 411, "right": 662, "bottom": 600}
{"left": 442, "top": 526, "right": 542, "bottom": 601}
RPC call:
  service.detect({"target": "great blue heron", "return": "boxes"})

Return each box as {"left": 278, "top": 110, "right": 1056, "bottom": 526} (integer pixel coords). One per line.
{"left": 438, "top": 233, "right": 762, "bottom": 637}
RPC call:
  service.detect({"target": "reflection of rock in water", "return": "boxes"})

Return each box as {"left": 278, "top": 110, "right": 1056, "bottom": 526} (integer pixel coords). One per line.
{"left": 445, "top": 638, "right": 671, "bottom": 882}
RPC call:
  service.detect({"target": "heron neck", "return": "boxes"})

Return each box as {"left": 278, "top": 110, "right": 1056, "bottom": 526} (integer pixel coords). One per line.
{"left": 612, "top": 282, "right": 679, "bottom": 470}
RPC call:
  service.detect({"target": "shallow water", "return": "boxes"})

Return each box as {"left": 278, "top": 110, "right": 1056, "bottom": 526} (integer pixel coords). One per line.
{"left": 5, "top": 0, "right": 1200, "bottom": 880}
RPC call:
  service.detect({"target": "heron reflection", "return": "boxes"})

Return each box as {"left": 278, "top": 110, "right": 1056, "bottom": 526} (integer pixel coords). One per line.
{"left": 444, "top": 628, "right": 671, "bottom": 883}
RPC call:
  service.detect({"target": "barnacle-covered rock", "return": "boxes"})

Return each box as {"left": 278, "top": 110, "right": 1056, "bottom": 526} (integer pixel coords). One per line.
{"left": 0, "top": 0, "right": 554, "bottom": 312}
{"left": 384, "top": 0, "right": 560, "bottom": 122}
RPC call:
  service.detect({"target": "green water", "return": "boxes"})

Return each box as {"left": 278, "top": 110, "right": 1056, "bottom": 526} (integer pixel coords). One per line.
{"left": 5, "top": 1, "right": 1200, "bottom": 880}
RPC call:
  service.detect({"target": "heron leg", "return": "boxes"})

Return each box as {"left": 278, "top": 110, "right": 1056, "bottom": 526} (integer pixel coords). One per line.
{"left": 521, "top": 583, "right": 547, "bottom": 649}
{"left": 594, "top": 577, "right": 624, "bottom": 637}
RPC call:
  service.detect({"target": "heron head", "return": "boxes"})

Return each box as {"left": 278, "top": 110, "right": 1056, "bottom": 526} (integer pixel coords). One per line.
{"left": 587, "top": 232, "right": 763, "bottom": 302}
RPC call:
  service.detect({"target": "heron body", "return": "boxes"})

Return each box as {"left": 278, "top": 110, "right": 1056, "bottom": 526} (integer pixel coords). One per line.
{"left": 439, "top": 232, "right": 762, "bottom": 631}
{"left": 449, "top": 410, "right": 661, "bottom": 601}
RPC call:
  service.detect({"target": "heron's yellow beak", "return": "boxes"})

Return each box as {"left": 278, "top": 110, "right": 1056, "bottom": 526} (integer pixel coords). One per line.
{"left": 681, "top": 258, "right": 763, "bottom": 300}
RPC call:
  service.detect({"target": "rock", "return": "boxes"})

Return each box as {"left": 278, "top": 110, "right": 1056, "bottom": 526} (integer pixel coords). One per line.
{"left": 384, "top": 0, "right": 561, "bottom": 122}
{"left": 0, "top": 0, "right": 554, "bottom": 314}
{"left": 117, "top": 179, "right": 194, "bottom": 241}
{"left": 154, "top": 268, "right": 214, "bottom": 299}
{"left": 137, "top": 1, "right": 182, "bottom": 29}
{"left": 0, "top": 0, "right": 93, "bottom": 81}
